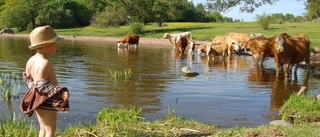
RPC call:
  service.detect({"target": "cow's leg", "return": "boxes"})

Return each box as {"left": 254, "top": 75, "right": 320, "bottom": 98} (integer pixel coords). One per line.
{"left": 284, "top": 64, "right": 291, "bottom": 79}
{"left": 260, "top": 52, "right": 266, "bottom": 66}
{"left": 275, "top": 64, "right": 281, "bottom": 79}
{"left": 135, "top": 43, "right": 138, "bottom": 50}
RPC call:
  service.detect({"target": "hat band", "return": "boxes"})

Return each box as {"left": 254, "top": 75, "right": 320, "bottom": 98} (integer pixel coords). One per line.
{"left": 30, "top": 35, "right": 60, "bottom": 47}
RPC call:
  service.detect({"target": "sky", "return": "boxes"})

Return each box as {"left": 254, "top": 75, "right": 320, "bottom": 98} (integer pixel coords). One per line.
{"left": 190, "top": 0, "right": 307, "bottom": 21}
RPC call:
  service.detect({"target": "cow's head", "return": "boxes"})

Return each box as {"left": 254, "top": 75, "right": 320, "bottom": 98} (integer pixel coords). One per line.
{"left": 117, "top": 41, "right": 121, "bottom": 47}
{"left": 275, "top": 34, "right": 285, "bottom": 53}
{"left": 162, "top": 32, "right": 170, "bottom": 39}
{"left": 206, "top": 44, "right": 212, "bottom": 56}
{"left": 198, "top": 43, "right": 209, "bottom": 55}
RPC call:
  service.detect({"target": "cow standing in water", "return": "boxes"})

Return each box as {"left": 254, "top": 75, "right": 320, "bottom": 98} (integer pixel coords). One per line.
{"left": 274, "top": 33, "right": 310, "bottom": 79}
{"left": 175, "top": 35, "right": 188, "bottom": 53}
{"left": 162, "top": 31, "right": 192, "bottom": 49}
{"left": 117, "top": 34, "right": 140, "bottom": 49}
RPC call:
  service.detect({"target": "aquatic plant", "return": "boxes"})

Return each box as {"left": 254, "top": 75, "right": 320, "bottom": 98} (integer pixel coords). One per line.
{"left": 0, "top": 71, "right": 22, "bottom": 100}
{"left": 108, "top": 68, "right": 133, "bottom": 80}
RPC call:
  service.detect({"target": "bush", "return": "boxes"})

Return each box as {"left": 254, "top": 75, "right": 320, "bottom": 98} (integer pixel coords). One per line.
{"left": 129, "top": 22, "right": 144, "bottom": 34}
{"left": 256, "top": 13, "right": 272, "bottom": 30}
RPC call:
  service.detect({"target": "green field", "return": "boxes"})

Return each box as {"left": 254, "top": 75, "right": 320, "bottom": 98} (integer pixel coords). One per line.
{"left": 48, "top": 22, "right": 320, "bottom": 49}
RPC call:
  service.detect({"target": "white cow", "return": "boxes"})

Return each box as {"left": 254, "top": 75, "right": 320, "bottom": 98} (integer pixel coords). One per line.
{"left": 163, "top": 31, "right": 192, "bottom": 49}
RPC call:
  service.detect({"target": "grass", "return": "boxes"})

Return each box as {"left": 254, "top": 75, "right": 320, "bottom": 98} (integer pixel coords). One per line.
{"left": 0, "top": 114, "right": 37, "bottom": 137}
{"left": 279, "top": 94, "right": 320, "bottom": 123}
{"left": 1, "top": 94, "right": 320, "bottom": 136}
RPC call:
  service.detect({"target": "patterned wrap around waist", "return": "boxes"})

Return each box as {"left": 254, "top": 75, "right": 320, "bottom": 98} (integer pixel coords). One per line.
{"left": 20, "top": 73, "right": 69, "bottom": 117}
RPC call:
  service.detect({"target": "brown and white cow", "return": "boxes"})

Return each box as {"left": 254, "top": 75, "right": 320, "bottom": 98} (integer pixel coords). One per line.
{"left": 226, "top": 32, "right": 250, "bottom": 51}
{"left": 163, "top": 31, "right": 192, "bottom": 48}
{"left": 250, "top": 33, "right": 264, "bottom": 38}
{"left": 175, "top": 35, "right": 189, "bottom": 53}
{"left": 186, "top": 40, "right": 196, "bottom": 55}
{"left": 198, "top": 42, "right": 211, "bottom": 56}
{"left": 274, "top": 33, "right": 310, "bottom": 79}
{"left": 198, "top": 36, "right": 236, "bottom": 59}
{"left": 117, "top": 34, "right": 140, "bottom": 48}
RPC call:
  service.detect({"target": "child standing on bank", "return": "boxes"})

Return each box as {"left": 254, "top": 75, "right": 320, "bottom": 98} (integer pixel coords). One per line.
{"left": 20, "top": 25, "right": 70, "bottom": 137}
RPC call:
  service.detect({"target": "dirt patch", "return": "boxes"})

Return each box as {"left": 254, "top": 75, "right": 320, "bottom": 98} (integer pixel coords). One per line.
{"left": 244, "top": 128, "right": 285, "bottom": 137}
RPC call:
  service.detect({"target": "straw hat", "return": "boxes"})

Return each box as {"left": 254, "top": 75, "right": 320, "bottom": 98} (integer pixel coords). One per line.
{"left": 29, "top": 25, "right": 62, "bottom": 50}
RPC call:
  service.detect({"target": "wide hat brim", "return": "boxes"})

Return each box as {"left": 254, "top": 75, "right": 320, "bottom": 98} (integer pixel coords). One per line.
{"left": 28, "top": 25, "right": 63, "bottom": 50}
{"left": 28, "top": 36, "right": 63, "bottom": 50}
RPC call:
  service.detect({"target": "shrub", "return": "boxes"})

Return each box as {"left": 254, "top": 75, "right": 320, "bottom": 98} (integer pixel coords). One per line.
{"left": 256, "top": 13, "right": 272, "bottom": 30}
{"left": 129, "top": 22, "right": 144, "bottom": 34}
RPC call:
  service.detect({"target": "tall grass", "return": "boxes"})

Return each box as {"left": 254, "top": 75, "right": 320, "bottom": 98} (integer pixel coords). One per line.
{"left": 0, "top": 115, "right": 37, "bottom": 137}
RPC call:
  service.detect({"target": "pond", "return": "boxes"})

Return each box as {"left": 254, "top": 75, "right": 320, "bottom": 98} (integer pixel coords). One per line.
{"left": 0, "top": 36, "right": 319, "bottom": 130}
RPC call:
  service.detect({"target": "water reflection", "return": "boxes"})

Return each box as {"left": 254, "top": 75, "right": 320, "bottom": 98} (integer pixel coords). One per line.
{"left": 1, "top": 37, "right": 320, "bottom": 130}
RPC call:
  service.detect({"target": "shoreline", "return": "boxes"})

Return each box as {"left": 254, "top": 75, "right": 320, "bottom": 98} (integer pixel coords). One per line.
{"left": 2, "top": 34, "right": 319, "bottom": 69}
{"left": 1, "top": 34, "right": 207, "bottom": 49}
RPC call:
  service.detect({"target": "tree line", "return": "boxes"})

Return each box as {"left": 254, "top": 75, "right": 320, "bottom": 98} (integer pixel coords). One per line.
{"left": 0, "top": 0, "right": 318, "bottom": 31}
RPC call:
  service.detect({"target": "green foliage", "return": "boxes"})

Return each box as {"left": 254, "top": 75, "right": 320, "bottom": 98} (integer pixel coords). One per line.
{"left": 305, "top": 0, "right": 320, "bottom": 21}
{"left": 279, "top": 94, "right": 320, "bottom": 123}
{"left": 129, "top": 22, "right": 144, "bottom": 34}
{"left": 256, "top": 13, "right": 272, "bottom": 30}
{"left": 207, "top": 0, "right": 279, "bottom": 13}
{"left": 90, "top": 4, "right": 127, "bottom": 27}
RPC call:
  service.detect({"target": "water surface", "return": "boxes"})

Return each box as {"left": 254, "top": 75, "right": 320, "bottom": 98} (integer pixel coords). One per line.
{"left": 0, "top": 36, "right": 319, "bottom": 130}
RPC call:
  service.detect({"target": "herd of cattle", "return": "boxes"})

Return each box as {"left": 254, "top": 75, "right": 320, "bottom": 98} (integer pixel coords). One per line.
{"left": 117, "top": 31, "right": 311, "bottom": 79}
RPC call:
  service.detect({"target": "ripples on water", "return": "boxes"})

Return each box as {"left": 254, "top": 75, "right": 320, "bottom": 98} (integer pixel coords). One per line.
{"left": 0, "top": 37, "right": 319, "bottom": 130}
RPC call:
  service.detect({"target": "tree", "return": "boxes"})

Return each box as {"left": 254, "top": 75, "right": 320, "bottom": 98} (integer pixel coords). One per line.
{"left": 304, "top": 0, "right": 320, "bottom": 20}
{"left": 284, "top": 13, "right": 296, "bottom": 22}
{"left": 152, "top": 0, "right": 169, "bottom": 27}
{"left": 270, "top": 13, "right": 285, "bottom": 24}
{"left": 206, "top": 0, "right": 279, "bottom": 13}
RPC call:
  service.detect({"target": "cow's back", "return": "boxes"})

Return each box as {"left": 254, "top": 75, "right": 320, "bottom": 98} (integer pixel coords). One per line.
{"left": 227, "top": 32, "right": 250, "bottom": 42}
{"left": 288, "top": 35, "right": 310, "bottom": 63}
{"left": 129, "top": 34, "right": 140, "bottom": 44}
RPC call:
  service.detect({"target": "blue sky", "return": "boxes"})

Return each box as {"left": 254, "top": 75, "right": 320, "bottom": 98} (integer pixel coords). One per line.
{"left": 190, "top": 0, "right": 307, "bottom": 21}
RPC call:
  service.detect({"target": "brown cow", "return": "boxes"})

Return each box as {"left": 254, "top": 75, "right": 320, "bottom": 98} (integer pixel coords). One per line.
{"left": 211, "top": 36, "right": 238, "bottom": 56}
{"left": 175, "top": 35, "right": 188, "bottom": 53}
{"left": 274, "top": 33, "right": 310, "bottom": 79}
{"left": 117, "top": 34, "right": 140, "bottom": 48}
{"left": 246, "top": 36, "right": 278, "bottom": 65}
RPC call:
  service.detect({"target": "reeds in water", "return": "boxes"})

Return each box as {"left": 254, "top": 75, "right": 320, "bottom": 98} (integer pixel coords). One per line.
{"left": 0, "top": 71, "right": 22, "bottom": 100}
{"left": 108, "top": 68, "right": 133, "bottom": 80}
